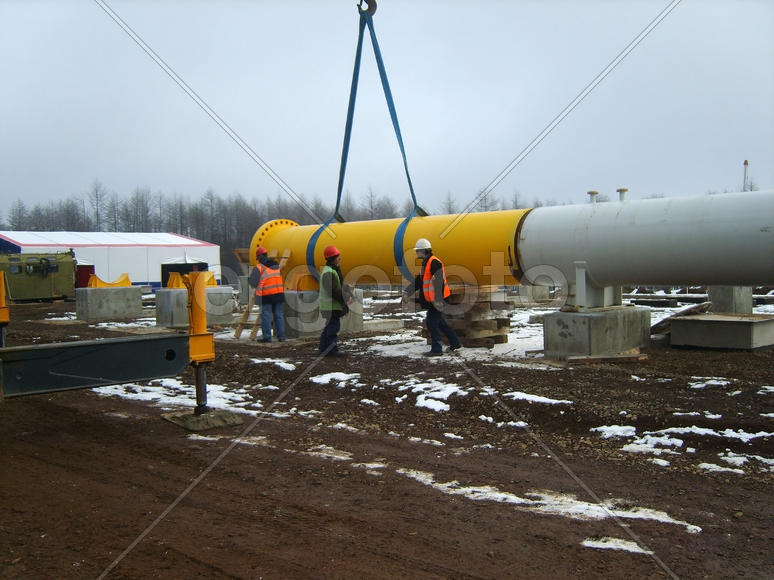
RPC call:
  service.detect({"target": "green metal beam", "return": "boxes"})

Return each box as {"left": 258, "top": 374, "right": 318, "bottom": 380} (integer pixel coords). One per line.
{"left": 0, "top": 334, "right": 189, "bottom": 398}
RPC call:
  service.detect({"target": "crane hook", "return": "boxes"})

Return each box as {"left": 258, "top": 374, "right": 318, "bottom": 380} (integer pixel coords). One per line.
{"left": 357, "top": 0, "right": 377, "bottom": 16}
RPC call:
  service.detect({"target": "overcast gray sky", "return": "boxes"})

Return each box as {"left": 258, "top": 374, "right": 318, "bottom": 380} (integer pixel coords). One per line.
{"left": 1, "top": 0, "right": 772, "bottom": 214}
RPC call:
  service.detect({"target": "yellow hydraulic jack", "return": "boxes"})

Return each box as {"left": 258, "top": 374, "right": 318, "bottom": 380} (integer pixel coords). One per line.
{"left": 0, "top": 272, "right": 9, "bottom": 348}
{"left": 184, "top": 271, "right": 215, "bottom": 415}
{"left": 162, "top": 272, "right": 242, "bottom": 430}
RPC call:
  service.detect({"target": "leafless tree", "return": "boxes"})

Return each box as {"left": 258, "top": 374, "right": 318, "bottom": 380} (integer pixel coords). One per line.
{"left": 8, "top": 199, "right": 28, "bottom": 230}
{"left": 440, "top": 191, "right": 457, "bottom": 214}
{"left": 475, "top": 189, "right": 499, "bottom": 212}
{"left": 87, "top": 180, "right": 109, "bottom": 231}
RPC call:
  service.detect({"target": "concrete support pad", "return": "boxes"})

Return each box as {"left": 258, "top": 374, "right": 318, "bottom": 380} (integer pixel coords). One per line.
{"left": 284, "top": 290, "right": 364, "bottom": 339}
{"left": 76, "top": 287, "right": 144, "bottom": 322}
{"left": 708, "top": 286, "right": 753, "bottom": 314}
{"left": 205, "top": 286, "right": 235, "bottom": 325}
{"left": 512, "top": 285, "right": 550, "bottom": 303}
{"left": 155, "top": 287, "right": 235, "bottom": 328}
{"left": 155, "top": 288, "right": 189, "bottom": 329}
{"left": 363, "top": 319, "right": 404, "bottom": 332}
{"left": 238, "top": 275, "right": 251, "bottom": 305}
{"left": 543, "top": 306, "right": 650, "bottom": 359}
{"left": 671, "top": 314, "right": 774, "bottom": 350}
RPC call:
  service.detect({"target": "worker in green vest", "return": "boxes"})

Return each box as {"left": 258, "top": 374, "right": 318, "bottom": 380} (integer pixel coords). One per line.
{"left": 319, "top": 245, "right": 349, "bottom": 356}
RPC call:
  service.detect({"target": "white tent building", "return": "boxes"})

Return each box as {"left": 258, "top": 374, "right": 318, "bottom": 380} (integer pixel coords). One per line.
{"left": 0, "top": 231, "right": 221, "bottom": 288}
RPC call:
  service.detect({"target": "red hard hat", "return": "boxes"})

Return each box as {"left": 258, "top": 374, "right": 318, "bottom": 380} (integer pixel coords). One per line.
{"left": 255, "top": 246, "right": 267, "bottom": 256}
{"left": 323, "top": 245, "right": 340, "bottom": 259}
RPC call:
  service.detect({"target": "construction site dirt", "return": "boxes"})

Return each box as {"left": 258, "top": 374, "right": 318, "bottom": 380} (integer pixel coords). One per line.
{"left": 1, "top": 300, "right": 773, "bottom": 579}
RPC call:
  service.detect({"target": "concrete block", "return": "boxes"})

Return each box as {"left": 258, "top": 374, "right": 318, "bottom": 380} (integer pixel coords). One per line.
{"left": 543, "top": 306, "right": 650, "bottom": 359}
{"left": 283, "top": 290, "right": 364, "bottom": 339}
{"left": 514, "top": 285, "right": 550, "bottom": 302}
{"left": 205, "top": 286, "right": 235, "bottom": 325}
{"left": 155, "top": 288, "right": 189, "bottom": 329}
{"left": 364, "top": 319, "right": 404, "bottom": 332}
{"left": 156, "top": 287, "right": 235, "bottom": 328}
{"left": 341, "top": 288, "right": 364, "bottom": 334}
{"left": 238, "top": 275, "right": 251, "bottom": 305}
{"left": 708, "top": 286, "right": 753, "bottom": 314}
{"left": 284, "top": 291, "right": 324, "bottom": 339}
{"left": 671, "top": 314, "right": 774, "bottom": 350}
{"left": 76, "top": 287, "right": 144, "bottom": 322}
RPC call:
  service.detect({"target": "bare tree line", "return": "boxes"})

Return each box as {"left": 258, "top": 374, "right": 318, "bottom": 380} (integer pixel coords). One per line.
{"left": 0, "top": 178, "right": 759, "bottom": 243}
{"left": 0, "top": 181, "right": 543, "bottom": 247}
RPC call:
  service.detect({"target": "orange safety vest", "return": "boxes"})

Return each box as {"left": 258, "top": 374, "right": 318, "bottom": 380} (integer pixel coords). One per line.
{"left": 422, "top": 255, "right": 450, "bottom": 302}
{"left": 256, "top": 264, "right": 284, "bottom": 297}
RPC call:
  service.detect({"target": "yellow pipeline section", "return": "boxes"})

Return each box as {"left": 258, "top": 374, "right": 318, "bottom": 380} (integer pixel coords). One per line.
{"left": 249, "top": 210, "right": 531, "bottom": 290}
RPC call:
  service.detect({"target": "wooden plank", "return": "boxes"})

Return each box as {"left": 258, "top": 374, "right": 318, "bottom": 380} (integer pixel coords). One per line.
{"left": 447, "top": 285, "right": 509, "bottom": 304}
{"left": 276, "top": 248, "right": 292, "bottom": 267}
{"left": 249, "top": 308, "right": 262, "bottom": 340}
{"left": 650, "top": 301, "right": 712, "bottom": 335}
{"left": 448, "top": 319, "right": 499, "bottom": 331}
{"left": 459, "top": 327, "right": 509, "bottom": 340}
{"left": 233, "top": 292, "right": 255, "bottom": 338}
{"left": 462, "top": 334, "right": 509, "bottom": 348}
{"left": 463, "top": 307, "right": 512, "bottom": 321}
{"left": 566, "top": 353, "right": 648, "bottom": 364}
{"left": 629, "top": 298, "right": 679, "bottom": 307}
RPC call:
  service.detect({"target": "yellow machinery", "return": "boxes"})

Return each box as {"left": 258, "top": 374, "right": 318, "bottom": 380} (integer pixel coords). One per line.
{"left": 185, "top": 271, "right": 216, "bottom": 366}
{"left": 166, "top": 271, "right": 217, "bottom": 289}
{"left": 86, "top": 272, "right": 131, "bottom": 287}
{"left": 250, "top": 209, "right": 532, "bottom": 291}
{"left": 0, "top": 272, "right": 9, "bottom": 347}
{"left": 185, "top": 271, "right": 216, "bottom": 414}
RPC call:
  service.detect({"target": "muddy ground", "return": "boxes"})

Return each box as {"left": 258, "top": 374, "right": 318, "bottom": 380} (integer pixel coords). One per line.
{"left": 1, "top": 300, "right": 773, "bottom": 579}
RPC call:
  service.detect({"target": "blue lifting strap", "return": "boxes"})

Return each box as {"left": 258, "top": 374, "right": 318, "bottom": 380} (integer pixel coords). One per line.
{"left": 305, "top": 3, "right": 427, "bottom": 281}
{"left": 393, "top": 207, "right": 419, "bottom": 282}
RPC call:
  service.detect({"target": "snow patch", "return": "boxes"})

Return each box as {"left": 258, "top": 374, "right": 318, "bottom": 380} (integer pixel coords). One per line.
{"left": 591, "top": 425, "right": 637, "bottom": 439}
{"left": 582, "top": 537, "right": 653, "bottom": 555}
{"left": 503, "top": 391, "right": 573, "bottom": 405}
{"left": 396, "top": 469, "right": 701, "bottom": 533}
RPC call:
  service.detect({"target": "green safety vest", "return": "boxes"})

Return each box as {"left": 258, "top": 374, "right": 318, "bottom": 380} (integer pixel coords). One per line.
{"left": 319, "top": 264, "right": 343, "bottom": 312}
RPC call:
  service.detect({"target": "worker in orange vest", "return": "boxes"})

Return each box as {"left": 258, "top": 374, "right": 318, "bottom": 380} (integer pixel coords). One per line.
{"left": 404, "top": 238, "right": 462, "bottom": 356}
{"left": 249, "top": 246, "right": 286, "bottom": 343}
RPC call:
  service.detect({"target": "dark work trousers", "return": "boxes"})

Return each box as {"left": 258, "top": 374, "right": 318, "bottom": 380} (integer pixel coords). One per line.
{"left": 260, "top": 301, "right": 285, "bottom": 342}
{"left": 426, "top": 306, "right": 460, "bottom": 353}
{"left": 319, "top": 314, "right": 341, "bottom": 355}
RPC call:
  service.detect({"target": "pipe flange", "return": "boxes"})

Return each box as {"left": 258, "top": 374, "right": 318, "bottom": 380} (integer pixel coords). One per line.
{"left": 249, "top": 219, "right": 299, "bottom": 265}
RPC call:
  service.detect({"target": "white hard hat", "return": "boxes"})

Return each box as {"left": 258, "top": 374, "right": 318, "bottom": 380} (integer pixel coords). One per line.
{"left": 413, "top": 238, "right": 432, "bottom": 250}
